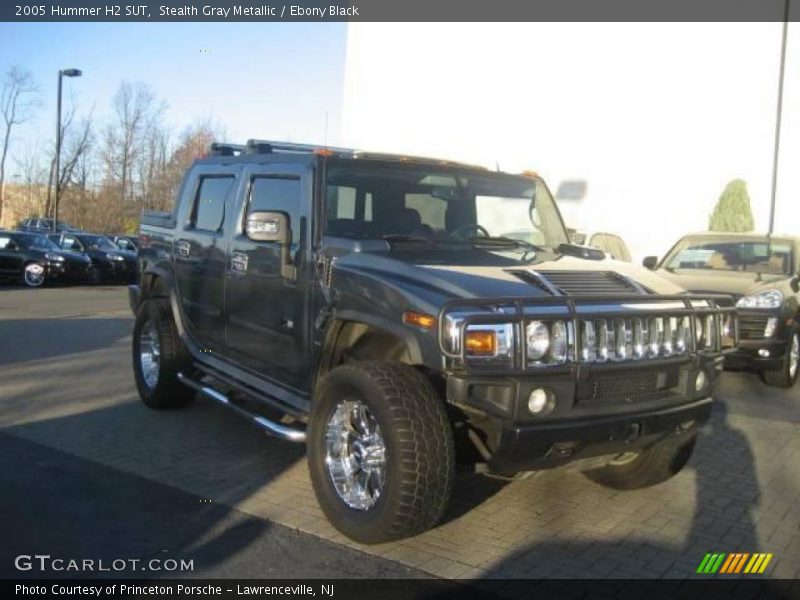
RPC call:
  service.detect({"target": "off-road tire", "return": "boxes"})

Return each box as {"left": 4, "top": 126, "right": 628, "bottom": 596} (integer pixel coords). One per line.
{"left": 761, "top": 331, "right": 800, "bottom": 388}
{"left": 583, "top": 434, "right": 697, "bottom": 490}
{"left": 132, "top": 298, "right": 194, "bottom": 409}
{"left": 307, "top": 361, "right": 455, "bottom": 544}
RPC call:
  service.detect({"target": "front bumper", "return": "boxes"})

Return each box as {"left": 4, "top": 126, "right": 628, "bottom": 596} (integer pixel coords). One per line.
{"left": 46, "top": 261, "right": 91, "bottom": 283}
{"left": 486, "top": 396, "right": 711, "bottom": 473}
{"left": 724, "top": 340, "right": 787, "bottom": 371}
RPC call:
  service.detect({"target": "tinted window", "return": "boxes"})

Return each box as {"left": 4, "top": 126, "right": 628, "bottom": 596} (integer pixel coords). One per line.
{"left": 193, "top": 176, "right": 235, "bottom": 232}
{"left": 248, "top": 176, "right": 302, "bottom": 243}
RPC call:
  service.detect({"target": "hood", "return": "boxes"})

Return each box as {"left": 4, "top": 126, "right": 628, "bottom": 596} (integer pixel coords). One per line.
{"left": 60, "top": 250, "right": 92, "bottom": 264}
{"left": 332, "top": 245, "right": 686, "bottom": 304}
{"left": 655, "top": 268, "right": 787, "bottom": 300}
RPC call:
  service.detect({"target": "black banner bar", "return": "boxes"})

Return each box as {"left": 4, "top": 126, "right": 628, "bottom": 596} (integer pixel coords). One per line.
{"left": 3, "top": 0, "right": 800, "bottom": 23}
{"left": 3, "top": 579, "right": 799, "bottom": 600}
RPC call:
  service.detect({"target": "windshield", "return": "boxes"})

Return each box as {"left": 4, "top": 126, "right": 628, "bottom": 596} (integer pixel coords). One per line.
{"left": 80, "top": 235, "right": 117, "bottom": 250}
{"left": 30, "top": 235, "right": 61, "bottom": 251}
{"left": 325, "top": 162, "right": 569, "bottom": 250}
{"left": 664, "top": 238, "right": 794, "bottom": 275}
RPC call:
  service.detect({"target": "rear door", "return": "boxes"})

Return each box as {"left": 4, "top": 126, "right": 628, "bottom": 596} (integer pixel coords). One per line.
{"left": 173, "top": 165, "right": 239, "bottom": 349}
{"left": 223, "top": 163, "right": 311, "bottom": 391}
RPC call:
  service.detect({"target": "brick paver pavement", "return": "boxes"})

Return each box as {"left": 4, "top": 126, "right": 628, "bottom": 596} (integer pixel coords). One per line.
{"left": 1, "top": 288, "right": 798, "bottom": 586}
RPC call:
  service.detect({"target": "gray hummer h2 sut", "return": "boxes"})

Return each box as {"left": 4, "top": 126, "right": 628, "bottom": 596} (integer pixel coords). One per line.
{"left": 129, "top": 140, "right": 735, "bottom": 543}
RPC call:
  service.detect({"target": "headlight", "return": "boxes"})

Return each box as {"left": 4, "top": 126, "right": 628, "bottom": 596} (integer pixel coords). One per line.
{"left": 736, "top": 290, "right": 784, "bottom": 309}
{"left": 106, "top": 252, "right": 126, "bottom": 262}
{"left": 45, "top": 253, "right": 64, "bottom": 262}
{"left": 526, "top": 321, "right": 550, "bottom": 361}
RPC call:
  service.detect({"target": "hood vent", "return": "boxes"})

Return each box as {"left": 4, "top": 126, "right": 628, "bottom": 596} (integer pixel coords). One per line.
{"left": 511, "top": 270, "right": 648, "bottom": 296}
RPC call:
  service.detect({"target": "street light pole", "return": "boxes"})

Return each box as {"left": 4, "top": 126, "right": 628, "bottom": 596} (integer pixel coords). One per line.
{"left": 53, "top": 68, "right": 82, "bottom": 234}
{"left": 768, "top": 0, "right": 790, "bottom": 236}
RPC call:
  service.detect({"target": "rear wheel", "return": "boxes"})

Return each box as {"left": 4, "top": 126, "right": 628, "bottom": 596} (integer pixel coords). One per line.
{"left": 21, "top": 262, "right": 45, "bottom": 287}
{"left": 307, "top": 361, "right": 455, "bottom": 544}
{"left": 762, "top": 332, "right": 800, "bottom": 388}
{"left": 132, "top": 298, "right": 194, "bottom": 409}
{"left": 583, "top": 434, "right": 696, "bottom": 490}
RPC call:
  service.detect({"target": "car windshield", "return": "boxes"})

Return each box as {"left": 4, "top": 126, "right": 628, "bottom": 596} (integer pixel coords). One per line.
{"left": 80, "top": 235, "right": 117, "bottom": 250}
{"left": 325, "top": 162, "right": 569, "bottom": 252}
{"left": 664, "top": 238, "right": 794, "bottom": 275}
{"left": 30, "top": 235, "right": 61, "bottom": 251}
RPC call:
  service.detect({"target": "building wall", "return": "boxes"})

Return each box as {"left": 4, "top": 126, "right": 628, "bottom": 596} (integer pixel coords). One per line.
{"left": 342, "top": 23, "right": 800, "bottom": 262}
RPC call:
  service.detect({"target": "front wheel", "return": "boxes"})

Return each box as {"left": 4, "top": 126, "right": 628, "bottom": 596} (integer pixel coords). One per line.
{"left": 307, "top": 362, "right": 455, "bottom": 544}
{"left": 583, "top": 434, "right": 696, "bottom": 490}
{"left": 21, "top": 262, "right": 46, "bottom": 287}
{"left": 761, "top": 331, "right": 800, "bottom": 388}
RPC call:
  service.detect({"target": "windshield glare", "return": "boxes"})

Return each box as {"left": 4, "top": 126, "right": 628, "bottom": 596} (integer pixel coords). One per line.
{"left": 325, "top": 164, "right": 568, "bottom": 251}
{"left": 665, "top": 239, "right": 794, "bottom": 275}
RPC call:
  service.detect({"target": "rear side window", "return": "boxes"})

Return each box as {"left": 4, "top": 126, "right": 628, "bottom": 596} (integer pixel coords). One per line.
{"left": 248, "top": 176, "right": 302, "bottom": 243}
{"left": 192, "top": 176, "right": 235, "bottom": 232}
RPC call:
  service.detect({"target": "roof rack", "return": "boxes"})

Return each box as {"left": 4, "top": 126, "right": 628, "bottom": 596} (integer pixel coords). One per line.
{"left": 245, "top": 139, "right": 353, "bottom": 156}
{"left": 209, "top": 142, "right": 246, "bottom": 157}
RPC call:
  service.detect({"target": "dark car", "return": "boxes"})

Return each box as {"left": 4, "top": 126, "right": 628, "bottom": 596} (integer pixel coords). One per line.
{"left": 17, "top": 217, "right": 80, "bottom": 234}
{"left": 48, "top": 232, "right": 137, "bottom": 284}
{"left": 128, "top": 139, "right": 733, "bottom": 544}
{"left": 644, "top": 232, "right": 800, "bottom": 387}
{"left": 109, "top": 234, "right": 138, "bottom": 253}
{"left": 0, "top": 231, "right": 92, "bottom": 287}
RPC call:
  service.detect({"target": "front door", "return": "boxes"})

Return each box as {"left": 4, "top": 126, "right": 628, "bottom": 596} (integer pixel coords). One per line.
{"left": 224, "top": 163, "right": 311, "bottom": 391}
{"left": 0, "top": 235, "right": 24, "bottom": 276}
{"left": 173, "top": 166, "right": 238, "bottom": 349}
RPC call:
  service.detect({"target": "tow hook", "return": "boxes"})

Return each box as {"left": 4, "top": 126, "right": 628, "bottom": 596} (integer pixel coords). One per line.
{"left": 625, "top": 422, "right": 641, "bottom": 443}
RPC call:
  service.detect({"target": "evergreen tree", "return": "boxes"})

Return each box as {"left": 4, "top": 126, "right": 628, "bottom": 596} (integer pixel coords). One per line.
{"left": 708, "top": 179, "right": 755, "bottom": 232}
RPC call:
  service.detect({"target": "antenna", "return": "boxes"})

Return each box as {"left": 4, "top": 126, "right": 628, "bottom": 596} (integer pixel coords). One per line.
{"left": 324, "top": 110, "right": 329, "bottom": 149}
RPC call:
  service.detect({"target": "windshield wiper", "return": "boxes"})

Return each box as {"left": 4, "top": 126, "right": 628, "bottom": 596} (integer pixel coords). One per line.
{"left": 382, "top": 234, "right": 438, "bottom": 246}
{"left": 468, "top": 236, "right": 545, "bottom": 252}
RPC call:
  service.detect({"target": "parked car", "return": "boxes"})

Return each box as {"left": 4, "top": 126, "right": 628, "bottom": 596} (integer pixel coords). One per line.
{"left": 17, "top": 217, "right": 80, "bottom": 234}
{"left": 569, "top": 229, "right": 632, "bottom": 262}
{"left": 48, "top": 232, "right": 137, "bottom": 284}
{"left": 129, "top": 139, "right": 733, "bottom": 544}
{"left": 109, "top": 234, "right": 138, "bottom": 253}
{"left": 0, "top": 231, "right": 92, "bottom": 287}
{"left": 644, "top": 232, "right": 800, "bottom": 387}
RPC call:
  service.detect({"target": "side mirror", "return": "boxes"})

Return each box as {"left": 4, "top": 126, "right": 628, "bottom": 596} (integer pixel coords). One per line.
{"left": 245, "top": 211, "right": 296, "bottom": 280}
{"left": 642, "top": 256, "right": 658, "bottom": 270}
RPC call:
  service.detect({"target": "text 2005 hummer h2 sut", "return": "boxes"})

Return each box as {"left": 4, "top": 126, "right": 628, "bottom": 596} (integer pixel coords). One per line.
{"left": 130, "top": 140, "right": 735, "bottom": 543}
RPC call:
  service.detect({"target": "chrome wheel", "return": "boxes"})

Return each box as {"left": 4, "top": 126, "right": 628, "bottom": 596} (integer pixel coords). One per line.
{"left": 325, "top": 399, "right": 387, "bottom": 510}
{"left": 23, "top": 263, "right": 45, "bottom": 287}
{"left": 139, "top": 320, "right": 160, "bottom": 390}
{"left": 789, "top": 334, "right": 799, "bottom": 380}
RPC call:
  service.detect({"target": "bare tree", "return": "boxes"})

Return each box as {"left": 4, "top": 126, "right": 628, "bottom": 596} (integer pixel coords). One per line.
{"left": 0, "top": 66, "right": 39, "bottom": 224}
{"left": 13, "top": 140, "right": 47, "bottom": 218}
{"left": 103, "top": 82, "right": 164, "bottom": 205}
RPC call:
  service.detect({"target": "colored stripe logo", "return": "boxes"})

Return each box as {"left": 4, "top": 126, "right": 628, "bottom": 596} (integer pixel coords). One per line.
{"left": 696, "top": 552, "right": 773, "bottom": 574}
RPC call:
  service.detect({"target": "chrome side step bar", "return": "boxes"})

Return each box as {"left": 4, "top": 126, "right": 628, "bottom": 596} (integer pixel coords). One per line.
{"left": 177, "top": 372, "right": 307, "bottom": 443}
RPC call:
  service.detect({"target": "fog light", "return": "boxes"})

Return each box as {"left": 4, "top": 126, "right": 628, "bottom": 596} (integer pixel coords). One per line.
{"left": 695, "top": 370, "right": 708, "bottom": 393}
{"left": 528, "top": 388, "right": 551, "bottom": 414}
{"left": 758, "top": 348, "right": 771, "bottom": 358}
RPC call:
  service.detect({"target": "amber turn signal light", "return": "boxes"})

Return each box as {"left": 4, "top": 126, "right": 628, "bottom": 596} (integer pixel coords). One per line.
{"left": 465, "top": 331, "right": 497, "bottom": 356}
{"left": 402, "top": 311, "right": 436, "bottom": 329}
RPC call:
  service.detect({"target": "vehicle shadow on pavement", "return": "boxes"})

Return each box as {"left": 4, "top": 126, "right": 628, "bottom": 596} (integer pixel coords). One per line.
{"left": 1, "top": 394, "right": 309, "bottom": 578}
{"left": 444, "top": 402, "right": 800, "bottom": 596}
{"left": 0, "top": 317, "right": 131, "bottom": 367}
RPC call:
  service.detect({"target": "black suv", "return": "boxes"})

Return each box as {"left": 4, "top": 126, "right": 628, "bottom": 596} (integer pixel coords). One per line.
{"left": 129, "top": 140, "right": 734, "bottom": 543}
{"left": 17, "top": 217, "right": 79, "bottom": 234}
{"left": 645, "top": 232, "right": 800, "bottom": 387}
